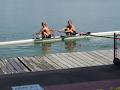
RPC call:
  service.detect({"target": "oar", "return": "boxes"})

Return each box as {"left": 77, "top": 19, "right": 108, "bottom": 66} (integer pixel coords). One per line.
{"left": 52, "top": 28, "right": 66, "bottom": 33}
{"left": 89, "top": 34, "right": 120, "bottom": 41}
{"left": 89, "top": 34, "right": 113, "bottom": 39}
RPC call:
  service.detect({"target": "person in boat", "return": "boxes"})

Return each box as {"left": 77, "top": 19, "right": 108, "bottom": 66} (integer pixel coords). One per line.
{"left": 65, "top": 20, "right": 77, "bottom": 36}
{"left": 36, "top": 22, "right": 53, "bottom": 39}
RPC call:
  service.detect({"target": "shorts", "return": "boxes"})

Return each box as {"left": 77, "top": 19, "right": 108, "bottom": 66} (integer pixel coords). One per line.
{"left": 66, "top": 31, "right": 77, "bottom": 36}
{"left": 42, "top": 34, "right": 51, "bottom": 39}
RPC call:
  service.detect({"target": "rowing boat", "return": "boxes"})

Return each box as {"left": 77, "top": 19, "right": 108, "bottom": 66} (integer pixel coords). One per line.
{"left": 0, "top": 31, "right": 120, "bottom": 46}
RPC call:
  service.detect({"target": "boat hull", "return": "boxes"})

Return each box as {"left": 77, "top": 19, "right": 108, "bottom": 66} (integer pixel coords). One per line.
{"left": 0, "top": 31, "right": 120, "bottom": 46}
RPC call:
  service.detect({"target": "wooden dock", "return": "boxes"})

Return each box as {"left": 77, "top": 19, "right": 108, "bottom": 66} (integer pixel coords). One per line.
{"left": 0, "top": 49, "right": 114, "bottom": 75}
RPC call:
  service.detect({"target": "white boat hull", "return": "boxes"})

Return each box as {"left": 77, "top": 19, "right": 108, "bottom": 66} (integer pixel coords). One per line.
{"left": 0, "top": 39, "right": 34, "bottom": 46}
{"left": 0, "top": 31, "right": 120, "bottom": 46}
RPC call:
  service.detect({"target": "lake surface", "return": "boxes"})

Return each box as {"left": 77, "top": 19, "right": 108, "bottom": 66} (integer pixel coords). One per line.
{"left": 0, "top": 0, "right": 120, "bottom": 58}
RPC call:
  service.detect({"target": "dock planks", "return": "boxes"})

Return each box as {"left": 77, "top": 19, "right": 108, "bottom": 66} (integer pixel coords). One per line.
{"left": 0, "top": 49, "right": 116, "bottom": 75}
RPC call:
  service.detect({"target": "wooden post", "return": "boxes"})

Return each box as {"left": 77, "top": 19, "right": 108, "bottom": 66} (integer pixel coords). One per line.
{"left": 113, "top": 33, "right": 120, "bottom": 65}
{"left": 114, "top": 33, "right": 116, "bottom": 59}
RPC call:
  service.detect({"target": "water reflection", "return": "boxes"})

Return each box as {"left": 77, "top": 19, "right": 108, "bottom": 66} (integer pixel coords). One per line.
{"left": 41, "top": 42, "right": 52, "bottom": 55}
{"left": 64, "top": 40, "right": 77, "bottom": 52}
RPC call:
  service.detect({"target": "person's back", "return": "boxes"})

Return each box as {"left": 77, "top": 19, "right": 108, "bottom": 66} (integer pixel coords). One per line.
{"left": 44, "top": 23, "right": 51, "bottom": 35}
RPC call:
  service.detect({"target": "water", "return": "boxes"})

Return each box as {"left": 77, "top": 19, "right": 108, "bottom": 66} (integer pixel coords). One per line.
{"left": 0, "top": 37, "right": 114, "bottom": 58}
{"left": 0, "top": 0, "right": 120, "bottom": 58}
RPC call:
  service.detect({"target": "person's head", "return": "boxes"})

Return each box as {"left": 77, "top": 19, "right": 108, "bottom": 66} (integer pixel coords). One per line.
{"left": 68, "top": 20, "right": 72, "bottom": 25}
{"left": 44, "top": 22, "right": 48, "bottom": 27}
{"left": 41, "top": 22, "right": 44, "bottom": 27}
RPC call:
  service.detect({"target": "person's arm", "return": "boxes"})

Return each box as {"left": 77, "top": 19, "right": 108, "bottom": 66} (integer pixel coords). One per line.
{"left": 65, "top": 25, "right": 69, "bottom": 32}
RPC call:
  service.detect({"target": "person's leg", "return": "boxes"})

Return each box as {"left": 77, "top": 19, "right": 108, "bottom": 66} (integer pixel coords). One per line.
{"left": 66, "top": 32, "right": 71, "bottom": 36}
{"left": 41, "top": 32, "right": 45, "bottom": 39}
{"left": 42, "top": 32, "right": 48, "bottom": 39}
{"left": 48, "top": 34, "right": 51, "bottom": 38}
{"left": 72, "top": 31, "right": 77, "bottom": 35}
{"left": 70, "top": 32, "right": 72, "bottom": 36}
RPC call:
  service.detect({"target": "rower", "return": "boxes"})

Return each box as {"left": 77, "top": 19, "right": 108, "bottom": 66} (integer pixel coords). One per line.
{"left": 36, "top": 22, "right": 53, "bottom": 39}
{"left": 65, "top": 20, "right": 77, "bottom": 36}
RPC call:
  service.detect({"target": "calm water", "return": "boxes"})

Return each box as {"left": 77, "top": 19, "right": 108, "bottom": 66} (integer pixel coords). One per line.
{"left": 0, "top": 0, "right": 120, "bottom": 57}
